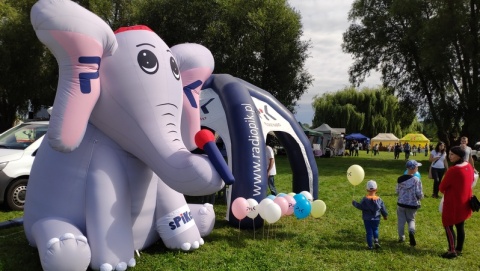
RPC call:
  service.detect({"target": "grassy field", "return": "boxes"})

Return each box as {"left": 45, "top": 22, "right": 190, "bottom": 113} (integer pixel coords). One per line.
{"left": 1, "top": 150, "right": 480, "bottom": 271}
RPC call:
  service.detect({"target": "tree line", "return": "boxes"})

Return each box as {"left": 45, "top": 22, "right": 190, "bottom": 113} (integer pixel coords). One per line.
{"left": 0, "top": 0, "right": 311, "bottom": 132}
{"left": 342, "top": 0, "right": 480, "bottom": 146}
{"left": 2, "top": 0, "right": 479, "bottom": 147}
{"left": 311, "top": 87, "right": 424, "bottom": 139}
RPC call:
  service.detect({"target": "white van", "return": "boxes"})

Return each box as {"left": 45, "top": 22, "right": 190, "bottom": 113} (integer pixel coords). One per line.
{"left": 0, "top": 121, "right": 48, "bottom": 210}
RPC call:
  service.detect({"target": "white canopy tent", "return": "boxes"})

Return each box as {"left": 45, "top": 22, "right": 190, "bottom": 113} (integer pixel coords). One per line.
{"left": 371, "top": 133, "right": 400, "bottom": 149}
{"left": 313, "top": 124, "right": 344, "bottom": 156}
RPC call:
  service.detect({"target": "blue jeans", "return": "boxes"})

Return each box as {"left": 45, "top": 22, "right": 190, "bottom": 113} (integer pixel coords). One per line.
{"left": 363, "top": 220, "right": 380, "bottom": 248}
{"left": 268, "top": 175, "right": 277, "bottom": 195}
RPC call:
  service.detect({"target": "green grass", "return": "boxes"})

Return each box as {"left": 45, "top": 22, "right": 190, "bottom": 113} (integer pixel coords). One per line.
{"left": 1, "top": 150, "right": 480, "bottom": 271}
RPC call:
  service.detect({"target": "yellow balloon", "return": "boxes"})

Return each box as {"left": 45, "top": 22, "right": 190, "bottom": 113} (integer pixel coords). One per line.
{"left": 311, "top": 200, "right": 327, "bottom": 218}
{"left": 347, "top": 164, "right": 365, "bottom": 186}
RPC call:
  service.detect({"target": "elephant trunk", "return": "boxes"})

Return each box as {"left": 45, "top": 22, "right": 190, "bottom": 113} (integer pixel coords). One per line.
{"left": 90, "top": 99, "right": 224, "bottom": 196}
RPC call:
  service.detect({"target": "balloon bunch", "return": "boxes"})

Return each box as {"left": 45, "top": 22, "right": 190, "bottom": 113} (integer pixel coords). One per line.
{"left": 231, "top": 191, "right": 327, "bottom": 224}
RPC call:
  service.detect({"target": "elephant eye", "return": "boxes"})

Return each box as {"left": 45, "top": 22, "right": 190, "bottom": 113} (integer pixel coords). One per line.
{"left": 170, "top": 57, "right": 180, "bottom": 80}
{"left": 137, "top": 50, "right": 159, "bottom": 74}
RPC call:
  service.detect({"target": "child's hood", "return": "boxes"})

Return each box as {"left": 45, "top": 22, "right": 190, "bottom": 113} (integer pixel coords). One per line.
{"left": 398, "top": 175, "right": 417, "bottom": 189}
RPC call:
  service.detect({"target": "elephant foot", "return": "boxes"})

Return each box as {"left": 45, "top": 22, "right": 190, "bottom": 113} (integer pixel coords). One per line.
{"left": 42, "top": 233, "right": 91, "bottom": 271}
{"left": 99, "top": 258, "right": 135, "bottom": 271}
{"left": 180, "top": 238, "right": 204, "bottom": 251}
{"left": 158, "top": 222, "right": 206, "bottom": 251}
{"left": 188, "top": 203, "right": 215, "bottom": 237}
{"left": 156, "top": 204, "right": 206, "bottom": 251}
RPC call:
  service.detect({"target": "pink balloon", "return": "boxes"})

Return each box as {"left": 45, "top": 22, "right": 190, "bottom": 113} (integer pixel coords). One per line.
{"left": 284, "top": 195, "right": 296, "bottom": 216}
{"left": 273, "top": 196, "right": 289, "bottom": 216}
{"left": 231, "top": 197, "right": 249, "bottom": 220}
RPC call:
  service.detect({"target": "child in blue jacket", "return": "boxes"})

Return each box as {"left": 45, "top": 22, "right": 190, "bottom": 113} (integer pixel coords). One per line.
{"left": 352, "top": 180, "right": 388, "bottom": 249}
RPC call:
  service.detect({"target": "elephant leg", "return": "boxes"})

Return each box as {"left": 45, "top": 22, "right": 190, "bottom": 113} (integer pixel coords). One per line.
{"left": 31, "top": 218, "right": 91, "bottom": 271}
{"left": 86, "top": 146, "right": 135, "bottom": 271}
{"left": 188, "top": 203, "right": 215, "bottom": 237}
{"left": 155, "top": 180, "right": 205, "bottom": 251}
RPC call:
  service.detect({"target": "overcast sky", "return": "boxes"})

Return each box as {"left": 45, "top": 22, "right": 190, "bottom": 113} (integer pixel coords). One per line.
{"left": 287, "top": 0, "right": 382, "bottom": 126}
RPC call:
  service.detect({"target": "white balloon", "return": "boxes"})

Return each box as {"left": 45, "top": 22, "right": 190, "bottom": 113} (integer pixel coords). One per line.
{"left": 246, "top": 198, "right": 259, "bottom": 219}
{"left": 347, "top": 164, "right": 365, "bottom": 186}
{"left": 258, "top": 198, "right": 274, "bottom": 219}
{"left": 263, "top": 203, "right": 282, "bottom": 224}
{"left": 300, "top": 191, "right": 313, "bottom": 202}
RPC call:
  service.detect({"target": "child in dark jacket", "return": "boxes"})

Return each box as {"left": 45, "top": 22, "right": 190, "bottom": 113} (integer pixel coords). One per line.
{"left": 352, "top": 180, "right": 388, "bottom": 249}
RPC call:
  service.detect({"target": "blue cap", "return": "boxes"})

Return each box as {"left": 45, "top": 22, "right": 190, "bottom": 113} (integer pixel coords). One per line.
{"left": 406, "top": 160, "right": 422, "bottom": 170}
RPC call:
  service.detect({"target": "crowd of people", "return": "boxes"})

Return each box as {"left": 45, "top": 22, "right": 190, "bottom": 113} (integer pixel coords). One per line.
{"left": 344, "top": 141, "right": 363, "bottom": 156}
{"left": 391, "top": 143, "right": 430, "bottom": 160}
{"left": 342, "top": 140, "right": 433, "bottom": 159}
{"left": 350, "top": 136, "right": 476, "bottom": 259}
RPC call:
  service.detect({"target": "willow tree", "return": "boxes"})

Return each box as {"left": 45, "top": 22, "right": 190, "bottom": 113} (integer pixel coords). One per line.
{"left": 343, "top": 0, "right": 480, "bottom": 146}
{"left": 312, "top": 87, "right": 416, "bottom": 138}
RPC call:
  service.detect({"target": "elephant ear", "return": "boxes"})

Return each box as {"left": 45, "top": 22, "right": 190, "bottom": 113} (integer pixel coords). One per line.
{"left": 31, "top": 0, "right": 117, "bottom": 152}
{"left": 170, "top": 43, "right": 214, "bottom": 151}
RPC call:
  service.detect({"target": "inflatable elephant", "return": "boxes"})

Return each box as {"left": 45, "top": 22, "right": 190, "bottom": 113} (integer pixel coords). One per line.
{"left": 24, "top": 0, "right": 228, "bottom": 270}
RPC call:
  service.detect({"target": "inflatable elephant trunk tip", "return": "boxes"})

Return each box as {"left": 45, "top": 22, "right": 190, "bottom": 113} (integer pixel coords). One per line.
{"left": 195, "top": 130, "right": 235, "bottom": 185}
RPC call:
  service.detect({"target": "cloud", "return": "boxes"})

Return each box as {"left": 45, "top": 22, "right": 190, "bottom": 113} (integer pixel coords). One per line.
{"left": 288, "top": 0, "right": 382, "bottom": 126}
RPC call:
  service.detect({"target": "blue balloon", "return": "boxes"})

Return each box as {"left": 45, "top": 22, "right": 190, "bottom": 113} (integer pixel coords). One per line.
{"left": 293, "top": 198, "right": 311, "bottom": 219}
{"left": 403, "top": 170, "right": 421, "bottom": 179}
{"left": 277, "top": 193, "right": 287, "bottom": 197}
{"left": 267, "top": 195, "right": 276, "bottom": 200}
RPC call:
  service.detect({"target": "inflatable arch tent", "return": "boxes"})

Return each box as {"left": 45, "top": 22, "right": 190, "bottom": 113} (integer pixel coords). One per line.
{"left": 199, "top": 74, "right": 319, "bottom": 228}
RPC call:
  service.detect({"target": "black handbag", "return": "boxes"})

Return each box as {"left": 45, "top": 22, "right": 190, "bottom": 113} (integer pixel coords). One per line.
{"left": 470, "top": 195, "right": 480, "bottom": 212}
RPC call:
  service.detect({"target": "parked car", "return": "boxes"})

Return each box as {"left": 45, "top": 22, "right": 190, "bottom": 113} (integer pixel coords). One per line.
{"left": 472, "top": 142, "right": 480, "bottom": 161}
{"left": 0, "top": 121, "right": 48, "bottom": 210}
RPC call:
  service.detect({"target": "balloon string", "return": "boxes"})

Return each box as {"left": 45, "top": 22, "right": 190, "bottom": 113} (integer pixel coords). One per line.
{"left": 238, "top": 220, "right": 241, "bottom": 240}
{"left": 253, "top": 219, "right": 256, "bottom": 240}
{"left": 263, "top": 221, "right": 265, "bottom": 239}
{"left": 274, "top": 222, "right": 277, "bottom": 239}
{"left": 352, "top": 185, "right": 356, "bottom": 200}
{"left": 286, "top": 216, "right": 289, "bottom": 238}
{"left": 267, "top": 223, "right": 270, "bottom": 243}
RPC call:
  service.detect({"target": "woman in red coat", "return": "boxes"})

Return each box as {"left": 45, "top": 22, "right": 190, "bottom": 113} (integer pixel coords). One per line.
{"left": 439, "top": 146, "right": 474, "bottom": 259}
